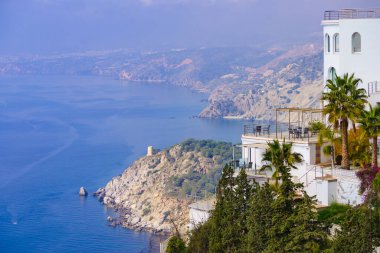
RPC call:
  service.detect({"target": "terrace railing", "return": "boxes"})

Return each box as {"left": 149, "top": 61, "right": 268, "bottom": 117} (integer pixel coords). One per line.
{"left": 243, "top": 122, "right": 318, "bottom": 142}
{"left": 324, "top": 9, "right": 380, "bottom": 20}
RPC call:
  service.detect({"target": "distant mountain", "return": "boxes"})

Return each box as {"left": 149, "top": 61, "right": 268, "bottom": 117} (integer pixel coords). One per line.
{"left": 0, "top": 45, "right": 323, "bottom": 120}
{"left": 199, "top": 44, "right": 323, "bottom": 120}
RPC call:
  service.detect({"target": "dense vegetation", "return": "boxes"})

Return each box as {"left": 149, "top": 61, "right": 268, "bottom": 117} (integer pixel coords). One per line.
{"left": 166, "top": 137, "right": 380, "bottom": 252}
{"left": 317, "top": 203, "right": 350, "bottom": 225}
{"left": 321, "top": 73, "right": 380, "bottom": 170}
{"left": 166, "top": 139, "right": 237, "bottom": 199}
{"left": 180, "top": 164, "right": 380, "bottom": 253}
{"left": 163, "top": 73, "right": 380, "bottom": 252}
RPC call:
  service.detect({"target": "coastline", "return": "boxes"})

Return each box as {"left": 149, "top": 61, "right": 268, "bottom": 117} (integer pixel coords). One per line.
{"left": 95, "top": 139, "right": 233, "bottom": 236}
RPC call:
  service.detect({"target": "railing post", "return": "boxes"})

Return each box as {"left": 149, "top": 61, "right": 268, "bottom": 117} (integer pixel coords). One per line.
{"left": 315, "top": 166, "right": 317, "bottom": 179}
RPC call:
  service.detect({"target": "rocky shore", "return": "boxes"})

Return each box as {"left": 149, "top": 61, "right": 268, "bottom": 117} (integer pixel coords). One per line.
{"left": 95, "top": 139, "right": 232, "bottom": 235}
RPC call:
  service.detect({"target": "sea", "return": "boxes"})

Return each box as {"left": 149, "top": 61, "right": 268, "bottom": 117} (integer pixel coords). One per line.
{"left": 0, "top": 75, "right": 246, "bottom": 252}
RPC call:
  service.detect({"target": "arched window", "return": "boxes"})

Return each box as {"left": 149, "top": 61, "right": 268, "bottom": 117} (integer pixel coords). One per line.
{"left": 334, "top": 33, "right": 340, "bottom": 52}
{"left": 328, "top": 67, "right": 337, "bottom": 83}
{"left": 325, "top": 34, "right": 331, "bottom": 53}
{"left": 352, "top": 32, "right": 361, "bottom": 53}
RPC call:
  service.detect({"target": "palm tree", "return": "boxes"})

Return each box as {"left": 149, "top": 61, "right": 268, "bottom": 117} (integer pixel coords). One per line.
{"left": 321, "top": 73, "right": 367, "bottom": 169}
{"left": 348, "top": 128, "right": 371, "bottom": 168}
{"left": 261, "top": 139, "right": 303, "bottom": 186}
{"left": 358, "top": 104, "right": 380, "bottom": 167}
{"left": 318, "top": 125, "right": 340, "bottom": 169}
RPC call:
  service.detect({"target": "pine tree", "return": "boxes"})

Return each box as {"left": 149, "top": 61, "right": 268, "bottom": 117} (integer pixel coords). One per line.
{"left": 209, "top": 165, "right": 253, "bottom": 252}
{"left": 186, "top": 220, "right": 212, "bottom": 253}
{"left": 283, "top": 192, "right": 329, "bottom": 252}
{"left": 208, "top": 164, "right": 235, "bottom": 253}
{"left": 332, "top": 206, "right": 380, "bottom": 253}
{"left": 245, "top": 183, "right": 275, "bottom": 252}
{"left": 234, "top": 168, "right": 254, "bottom": 247}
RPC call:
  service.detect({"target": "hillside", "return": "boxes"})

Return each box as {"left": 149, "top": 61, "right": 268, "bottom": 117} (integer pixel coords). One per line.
{"left": 0, "top": 44, "right": 323, "bottom": 120}
{"left": 200, "top": 45, "right": 323, "bottom": 120}
{"left": 95, "top": 139, "right": 233, "bottom": 235}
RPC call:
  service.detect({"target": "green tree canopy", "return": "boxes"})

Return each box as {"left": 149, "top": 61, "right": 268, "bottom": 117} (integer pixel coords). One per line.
{"left": 359, "top": 104, "right": 380, "bottom": 167}
{"left": 322, "top": 73, "right": 367, "bottom": 169}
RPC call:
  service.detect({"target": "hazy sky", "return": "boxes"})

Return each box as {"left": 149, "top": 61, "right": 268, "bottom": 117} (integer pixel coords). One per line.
{"left": 0, "top": 0, "right": 377, "bottom": 55}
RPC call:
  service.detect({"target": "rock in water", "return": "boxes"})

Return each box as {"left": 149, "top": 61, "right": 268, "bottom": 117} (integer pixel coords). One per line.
{"left": 79, "top": 187, "right": 88, "bottom": 196}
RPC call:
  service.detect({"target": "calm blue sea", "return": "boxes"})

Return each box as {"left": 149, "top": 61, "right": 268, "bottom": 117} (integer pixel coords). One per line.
{"left": 0, "top": 75, "right": 245, "bottom": 252}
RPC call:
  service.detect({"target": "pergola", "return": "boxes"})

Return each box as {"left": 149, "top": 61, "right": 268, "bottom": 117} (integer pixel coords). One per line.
{"left": 275, "top": 107, "right": 324, "bottom": 139}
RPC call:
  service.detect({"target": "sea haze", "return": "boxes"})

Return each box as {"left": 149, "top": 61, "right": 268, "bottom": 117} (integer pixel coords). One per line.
{"left": 0, "top": 75, "right": 244, "bottom": 252}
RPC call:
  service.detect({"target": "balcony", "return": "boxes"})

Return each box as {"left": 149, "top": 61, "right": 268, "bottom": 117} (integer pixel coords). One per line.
{"left": 242, "top": 107, "right": 324, "bottom": 143}
{"left": 324, "top": 9, "right": 380, "bottom": 20}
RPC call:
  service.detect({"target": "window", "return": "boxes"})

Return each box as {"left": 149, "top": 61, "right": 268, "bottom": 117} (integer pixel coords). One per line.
{"left": 325, "top": 34, "right": 331, "bottom": 53}
{"left": 352, "top": 32, "right": 361, "bottom": 53}
{"left": 334, "top": 33, "right": 340, "bottom": 52}
{"left": 328, "top": 67, "right": 337, "bottom": 83}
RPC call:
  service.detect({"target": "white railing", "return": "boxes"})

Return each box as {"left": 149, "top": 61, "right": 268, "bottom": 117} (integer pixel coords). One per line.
{"left": 294, "top": 165, "right": 360, "bottom": 188}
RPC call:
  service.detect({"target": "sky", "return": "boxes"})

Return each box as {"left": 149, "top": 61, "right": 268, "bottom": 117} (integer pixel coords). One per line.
{"left": 0, "top": 0, "right": 377, "bottom": 55}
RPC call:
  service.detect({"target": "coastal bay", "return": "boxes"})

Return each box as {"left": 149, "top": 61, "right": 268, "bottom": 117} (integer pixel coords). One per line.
{"left": 0, "top": 75, "right": 244, "bottom": 252}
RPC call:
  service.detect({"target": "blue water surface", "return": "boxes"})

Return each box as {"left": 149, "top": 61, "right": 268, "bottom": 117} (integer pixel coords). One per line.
{"left": 0, "top": 75, "right": 246, "bottom": 252}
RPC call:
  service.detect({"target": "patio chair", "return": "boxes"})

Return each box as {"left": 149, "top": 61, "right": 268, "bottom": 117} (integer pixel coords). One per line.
{"left": 303, "top": 127, "right": 309, "bottom": 138}
{"left": 263, "top": 125, "right": 270, "bottom": 136}
{"left": 255, "top": 125, "right": 262, "bottom": 136}
{"left": 288, "top": 127, "right": 295, "bottom": 138}
{"left": 295, "top": 127, "right": 302, "bottom": 138}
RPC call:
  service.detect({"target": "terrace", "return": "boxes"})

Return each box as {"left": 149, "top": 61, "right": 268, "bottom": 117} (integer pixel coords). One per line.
{"left": 242, "top": 107, "right": 324, "bottom": 144}
{"left": 324, "top": 8, "right": 380, "bottom": 20}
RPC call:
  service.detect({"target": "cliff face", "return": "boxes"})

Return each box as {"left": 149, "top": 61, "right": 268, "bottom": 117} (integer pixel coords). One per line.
{"left": 96, "top": 139, "right": 232, "bottom": 235}
{"left": 199, "top": 45, "right": 323, "bottom": 120}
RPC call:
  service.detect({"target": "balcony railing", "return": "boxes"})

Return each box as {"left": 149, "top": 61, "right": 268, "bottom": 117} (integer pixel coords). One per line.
{"left": 243, "top": 123, "right": 319, "bottom": 142}
{"left": 324, "top": 9, "right": 380, "bottom": 20}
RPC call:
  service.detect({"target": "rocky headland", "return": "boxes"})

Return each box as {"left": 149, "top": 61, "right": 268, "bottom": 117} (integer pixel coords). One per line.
{"left": 95, "top": 139, "right": 233, "bottom": 235}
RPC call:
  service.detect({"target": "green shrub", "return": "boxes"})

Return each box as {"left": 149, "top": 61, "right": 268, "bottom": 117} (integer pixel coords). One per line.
{"left": 309, "top": 120, "right": 324, "bottom": 132}
{"left": 166, "top": 236, "right": 186, "bottom": 253}
{"left": 317, "top": 202, "right": 350, "bottom": 224}
{"left": 166, "top": 139, "right": 232, "bottom": 199}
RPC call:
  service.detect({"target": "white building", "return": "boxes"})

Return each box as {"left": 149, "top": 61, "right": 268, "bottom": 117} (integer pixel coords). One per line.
{"left": 322, "top": 8, "right": 380, "bottom": 105}
{"left": 188, "top": 198, "right": 215, "bottom": 231}
{"left": 238, "top": 9, "right": 380, "bottom": 207}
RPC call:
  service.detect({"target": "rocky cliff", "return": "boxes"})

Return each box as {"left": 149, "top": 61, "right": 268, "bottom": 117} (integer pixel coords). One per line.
{"left": 95, "top": 139, "right": 232, "bottom": 235}
{"left": 199, "top": 44, "right": 323, "bottom": 120}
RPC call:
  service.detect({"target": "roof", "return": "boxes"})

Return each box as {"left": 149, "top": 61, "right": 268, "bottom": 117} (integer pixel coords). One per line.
{"left": 275, "top": 107, "right": 323, "bottom": 113}
{"left": 324, "top": 9, "right": 380, "bottom": 20}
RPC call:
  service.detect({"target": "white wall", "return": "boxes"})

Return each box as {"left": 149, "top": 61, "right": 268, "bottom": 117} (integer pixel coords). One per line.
{"left": 323, "top": 18, "right": 380, "bottom": 105}
{"left": 315, "top": 179, "right": 338, "bottom": 206}
{"left": 337, "top": 180, "right": 362, "bottom": 205}
{"left": 323, "top": 21, "right": 340, "bottom": 84}
{"left": 189, "top": 208, "right": 210, "bottom": 230}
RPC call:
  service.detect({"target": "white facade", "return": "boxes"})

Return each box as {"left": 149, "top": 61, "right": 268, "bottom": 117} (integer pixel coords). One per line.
{"left": 322, "top": 10, "right": 380, "bottom": 105}
{"left": 188, "top": 199, "right": 214, "bottom": 230}
{"left": 241, "top": 135, "right": 330, "bottom": 173}
{"left": 240, "top": 134, "right": 363, "bottom": 206}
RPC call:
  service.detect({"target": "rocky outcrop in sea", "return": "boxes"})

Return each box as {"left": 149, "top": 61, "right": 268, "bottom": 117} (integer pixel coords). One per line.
{"left": 95, "top": 139, "right": 232, "bottom": 235}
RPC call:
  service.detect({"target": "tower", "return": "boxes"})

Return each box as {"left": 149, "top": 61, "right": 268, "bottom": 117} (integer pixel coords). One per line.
{"left": 322, "top": 8, "right": 380, "bottom": 105}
